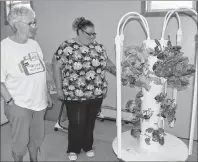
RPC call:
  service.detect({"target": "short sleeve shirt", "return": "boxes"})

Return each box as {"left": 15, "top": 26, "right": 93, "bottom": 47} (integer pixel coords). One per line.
{"left": 54, "top": 38, "right": 108, "bottom": 101}
{"left": 1, "top": 38, "right": 48, "bottom": 111}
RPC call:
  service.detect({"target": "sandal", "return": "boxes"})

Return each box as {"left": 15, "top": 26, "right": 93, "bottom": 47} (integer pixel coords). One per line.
{"left": 68, "top": 152, "right": 77, "bottom": 161}
{"left": 86, "top": 150, "right": 95, "bottom": 157}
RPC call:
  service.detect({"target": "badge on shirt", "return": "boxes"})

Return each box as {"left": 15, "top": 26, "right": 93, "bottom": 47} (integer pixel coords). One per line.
{"left": 20, "top": 52, "right": 45, "bottom": 75}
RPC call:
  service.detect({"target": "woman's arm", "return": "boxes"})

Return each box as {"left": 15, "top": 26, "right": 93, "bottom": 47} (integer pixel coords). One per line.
{"left": 106, "top": 57, "right": 126, "bottom": 85}
{"left": 1, "top": 83, "right": 14, "bottom": 105}
{"left": 51, "top": 56, "right": 64, "bottom": 100}
{"left": 106, "top": 57, "right": 116, "bottom": 76}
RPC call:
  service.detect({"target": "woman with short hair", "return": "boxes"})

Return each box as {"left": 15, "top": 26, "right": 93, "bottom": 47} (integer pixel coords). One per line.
{"left": 1, "top": 4, "right": 52, "bottom": 162}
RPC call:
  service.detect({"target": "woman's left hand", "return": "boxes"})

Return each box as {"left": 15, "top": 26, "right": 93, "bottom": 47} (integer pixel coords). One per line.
{"left": 47, "top": 92, "right": 53, "bottom": 108}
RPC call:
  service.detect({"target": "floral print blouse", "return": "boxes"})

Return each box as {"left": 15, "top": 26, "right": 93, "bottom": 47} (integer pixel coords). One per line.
{"left": 54, "top": 39, "right": 108, "bottom": 101}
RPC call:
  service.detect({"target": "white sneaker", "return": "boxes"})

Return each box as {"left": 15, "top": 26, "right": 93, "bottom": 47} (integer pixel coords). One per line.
{"left": 97, "top": 112, "right": 104, "bottom": 119}
{"left": 68, "top": 152, "right": 77, "bottom": 161}
{"left": 86, "top": 150, "right": 95, "bottom": 157}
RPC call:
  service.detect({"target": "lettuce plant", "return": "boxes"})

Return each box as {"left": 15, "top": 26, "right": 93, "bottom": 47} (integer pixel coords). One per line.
{"left": 122, "top": 38, "right": 195, "bottom": 145}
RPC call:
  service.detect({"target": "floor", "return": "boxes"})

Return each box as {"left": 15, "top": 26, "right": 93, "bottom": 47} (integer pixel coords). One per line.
{"left": 1, "top": 120, "right": 197, "bottom": 161}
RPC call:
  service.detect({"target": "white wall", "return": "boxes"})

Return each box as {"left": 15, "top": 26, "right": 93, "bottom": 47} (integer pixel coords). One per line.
{"left": 1, "top": 0, "right": 197, "bottom": 140}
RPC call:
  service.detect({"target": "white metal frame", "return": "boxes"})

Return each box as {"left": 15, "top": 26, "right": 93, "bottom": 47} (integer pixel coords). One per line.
{"left": 115, "top": 8, "right": 197, "bottom": 159}
{"left": 115, "top": 12, "right": 150, "bottom": 159}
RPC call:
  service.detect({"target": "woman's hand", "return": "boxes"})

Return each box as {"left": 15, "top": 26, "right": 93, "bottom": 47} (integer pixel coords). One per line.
{"left": 107, "top": 66, "right": 116, "bottom": 76}
{"left": 47, "top": 92, "right": 53, "bottom": 107}
{"left": 57, "top": 89, "right": 65, "bottom": 101}
{"left": 7, "top": 99, "right": 15, "bottom": 106}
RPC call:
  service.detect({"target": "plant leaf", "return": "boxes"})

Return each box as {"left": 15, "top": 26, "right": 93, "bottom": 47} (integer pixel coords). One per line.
{"left": 159, "top": 137, "right": 165, "bottom": 145}
{"left": 145, "top": 138, "right": 150, "bottom": 145}
{"left": 152, "top": 134, "right": 160, "bottom": 142}
{"left": 158, "top": 128, "right": 164, "bottom": 134}
{"left": 146, "top": 128, "right": 154, "bottom": 133}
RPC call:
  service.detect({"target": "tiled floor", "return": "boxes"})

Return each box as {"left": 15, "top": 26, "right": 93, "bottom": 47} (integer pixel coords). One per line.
{"left": 1, "top": 120, "right": 197, "bottom": 161}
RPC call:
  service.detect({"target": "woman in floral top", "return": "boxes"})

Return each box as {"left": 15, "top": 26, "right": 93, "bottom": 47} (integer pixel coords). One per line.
{"left": 52, "top": 17, "right": 116, "bottom": 161}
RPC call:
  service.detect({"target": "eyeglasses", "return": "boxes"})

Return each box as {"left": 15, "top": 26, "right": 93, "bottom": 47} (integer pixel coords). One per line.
{"left": 18, "top": 20, "right": 37, "bottom": 28}
{"left": 82, "top": 29, "right": 97, "bottom": 37}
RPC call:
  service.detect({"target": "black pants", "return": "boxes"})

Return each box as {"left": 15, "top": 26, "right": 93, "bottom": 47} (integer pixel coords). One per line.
{"left": 65, "top": 98, "right": 103, "bottom": 154}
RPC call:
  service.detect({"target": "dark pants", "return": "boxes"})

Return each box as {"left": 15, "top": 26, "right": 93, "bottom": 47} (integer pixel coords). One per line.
{"left": 65, "top": 98, "right": 103, "bottom": 154}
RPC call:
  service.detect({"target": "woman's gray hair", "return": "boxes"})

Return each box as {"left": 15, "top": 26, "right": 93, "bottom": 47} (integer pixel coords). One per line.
{"left": 7, "top": 4, "right": 35, "bottom": 29}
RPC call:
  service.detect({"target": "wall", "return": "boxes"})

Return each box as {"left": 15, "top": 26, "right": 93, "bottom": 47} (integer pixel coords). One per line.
{"left": 1, "top": 2, "right": 12, "bottom": 39}
{"left": 1, "top": 0, "right": 197, "bottom": 140}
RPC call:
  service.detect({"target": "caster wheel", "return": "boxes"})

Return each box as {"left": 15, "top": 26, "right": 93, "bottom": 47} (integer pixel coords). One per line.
{"left": 54, "top": 127, "right": 58, "bottom": 131}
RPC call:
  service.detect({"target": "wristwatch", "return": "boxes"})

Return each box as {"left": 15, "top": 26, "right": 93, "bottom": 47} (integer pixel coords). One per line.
{"left": 6, "top": 98, "right": 14, "bottom": 105}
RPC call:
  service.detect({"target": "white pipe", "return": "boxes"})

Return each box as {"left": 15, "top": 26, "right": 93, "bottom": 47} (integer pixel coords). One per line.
{"left": 116, "top": 12, "right": 150, "bottom": 39}
{"left": 120, "top": 16, "right": 150, "bottom": 41}
{"left": 188, "top": 7, "right": 198, "bottom": 154}
{"left": 164, "top": 81, "right": 167, "bottom": 94}
{"left": 165, "top": 7, "right": 197, "bottom": 155}
{"left": 188, "top": 57, "right": 198, "bottom": 155}
{"left": 121, "top": 15, "right": 149, "bottom": 35}
{"left": 172, "top": 89, "right": 178, "bottom": 104}
{"left": 161, "top": 7, "right": 197, "bottom": 40}
{"left": 162, "top": 10, "right": 181, "bottom": 104}
{"left": 161, "top": 8, "right": 197, "bottom": 154}
{"left": 115, "top": 35, "right": 122, "bottom": 159}
{"left": 161, "top": 11, "right": 181, "bottom": 41}
{"left": 120, "top": 15, "right": 150, "bottom": 61}
{"left": 115, "top": 12, "right": 150, "bottom": 159}
{"left": 187, "top": 8, "right": 197, "bottom": 156}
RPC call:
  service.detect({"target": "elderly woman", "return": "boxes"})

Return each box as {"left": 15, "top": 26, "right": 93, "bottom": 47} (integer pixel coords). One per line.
{"left": 52, "top": 17, "right": 116, "bottom": 161}
{"left": 1, "top": 4, "right": 52, "bottom": 162}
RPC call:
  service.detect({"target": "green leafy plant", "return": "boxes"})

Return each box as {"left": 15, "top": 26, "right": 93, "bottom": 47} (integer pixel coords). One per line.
{"left": 122, "top": 38, "right": 195, "bottom": 91}
{"left": 126, "top": 91, "right": 154, "bottom": 138}
{"left": 121, "top": 44, "right": 152, "bottom": 91}
{"left": 126, "top": 91, "right": 143, "bottom": 138}
{"left": 122, "top": 37, "right": 195, "bottom": 145}
{"left": 155, "top": 93, "right": 177, "bottom": 126}
{"left": 130, "top": 119, "right": 141, "bottom": 138}
{"left": 144, "top": 127, "right": 165, "bottom": 145}
{"left": 153, "top": 39, "right": 195, "bottom": 91}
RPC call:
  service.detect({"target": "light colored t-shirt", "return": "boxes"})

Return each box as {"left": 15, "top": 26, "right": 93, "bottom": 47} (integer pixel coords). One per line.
{"left": 1, "top": 37, "right": 48, "bottom": 111}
